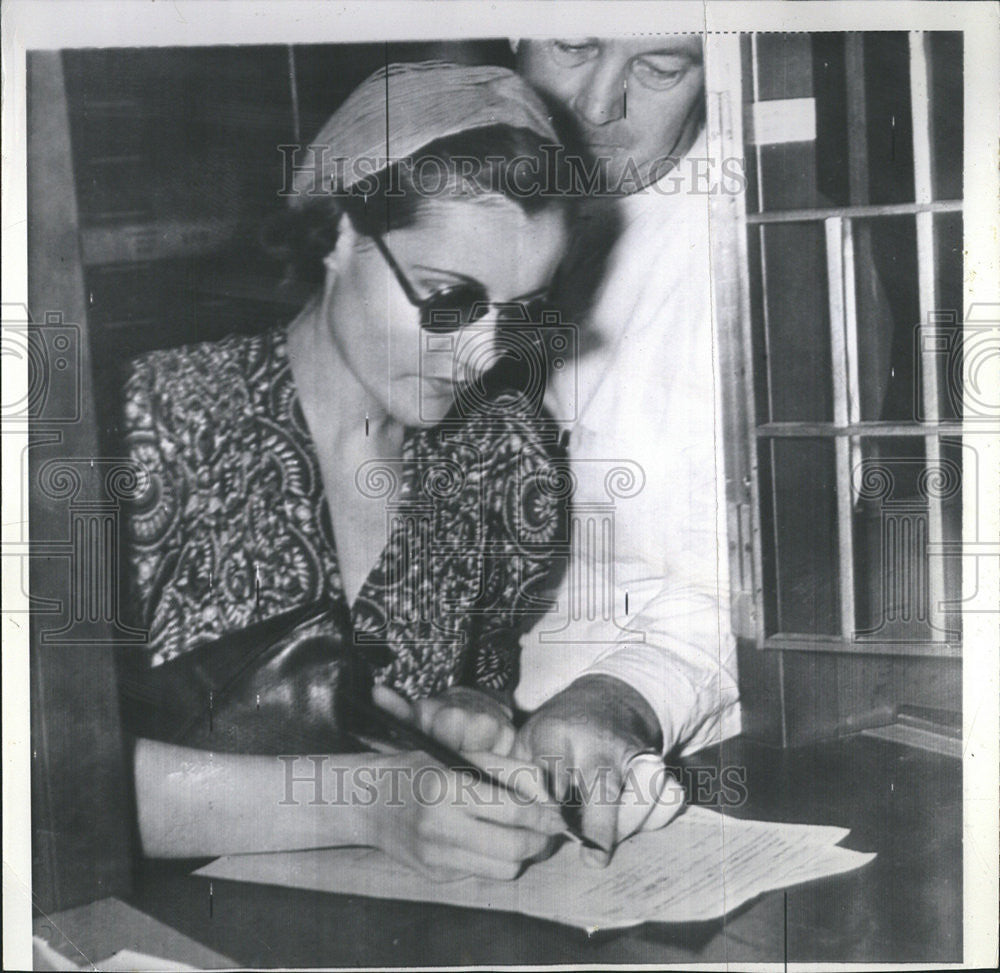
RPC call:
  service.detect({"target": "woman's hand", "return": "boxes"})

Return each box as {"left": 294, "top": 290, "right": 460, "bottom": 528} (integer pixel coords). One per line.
{"left": 374, "top": 684, "right": 517, "bottom": 756}
{"left": 363, "top": 748, "right": 565, "bottom": 881}
{"left": 133, "top": 739, "right": 561, "bottom": 871}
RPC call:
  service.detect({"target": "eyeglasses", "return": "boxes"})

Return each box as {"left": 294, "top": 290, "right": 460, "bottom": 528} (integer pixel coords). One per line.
{"left": 368, "top": 230, "right": 551, "bottom": 335}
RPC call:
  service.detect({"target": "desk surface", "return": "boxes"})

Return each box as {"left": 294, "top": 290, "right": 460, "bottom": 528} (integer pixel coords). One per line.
{"left": 129, "top": 735, "right": 961, "bottom": 966}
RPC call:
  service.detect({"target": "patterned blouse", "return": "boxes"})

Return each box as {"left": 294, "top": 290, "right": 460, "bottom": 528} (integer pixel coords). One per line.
{"left": 122, "top": 327, "right": 567, "bottom": 704}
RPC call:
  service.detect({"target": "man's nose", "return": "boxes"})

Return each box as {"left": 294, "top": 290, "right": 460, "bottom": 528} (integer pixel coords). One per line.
{"left": 570, "top": 65, "right": 625, "bottom": 126}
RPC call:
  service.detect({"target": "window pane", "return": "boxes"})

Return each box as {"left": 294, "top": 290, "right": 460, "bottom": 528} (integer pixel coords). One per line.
{"left": 751, "top": 33, "right": 825, "bottom": 213}
{"left": 757, "top": 143, "right": 825, "bottom": 213}
{"left": 746, "top": 229, "right": 771, "bottom": 426}
{"left": 933, "top": 211, "right": 964, "bottom": 422}
{"left": 852, "top": 437, "right": 961, "bottom": 643}
{"left": 811, "top": 33, "right": 850, "bottom": 209}
{"left": 852, "top": 215, "right": 920, "bottom": 422}
{"left": 759, "top": 438, "right": 841, "bottom": 636}
{"left": 750, "top": 32, "right": 922, "bottom": 211}
{"left": 755, "top": 33, "right": 815, "bottom": 101}
{"left": 851, "top": 213, "right": 963, "bottom": 424}
{"left": 756, "top": 223, "right": 834, "bottom": 423}
{"left": 928, "top": 32, "right": 963, "bottom": 202}
{"left": 939, "top": 437, "right": 964, "bottom": 638}
{"left": 862, "top": 33, "right": 916, "bottom": 206}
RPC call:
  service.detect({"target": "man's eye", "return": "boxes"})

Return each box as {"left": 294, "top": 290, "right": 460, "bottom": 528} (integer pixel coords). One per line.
{"left": 631, "top": 58, "right": 687, "bottom": 91}
{"left": 549, "top": 39, "right": 599, "bottom": 66}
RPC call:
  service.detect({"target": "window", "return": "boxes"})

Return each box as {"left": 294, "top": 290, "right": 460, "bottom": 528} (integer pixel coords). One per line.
{"left": 706, "top": 33, "right": 963, "bottom": 659}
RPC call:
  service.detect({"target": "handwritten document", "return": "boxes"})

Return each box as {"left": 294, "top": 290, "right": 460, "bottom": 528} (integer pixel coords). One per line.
{"left": 195, "top": 807, "right": 875, "bottom": 929}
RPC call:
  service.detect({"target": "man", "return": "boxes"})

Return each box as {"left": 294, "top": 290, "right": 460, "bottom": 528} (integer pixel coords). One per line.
{"left": 509, "top": 36, "right": 740, "bottom": 863}
{"left": 393, "top": 35, "right": 740, "bottom": 865}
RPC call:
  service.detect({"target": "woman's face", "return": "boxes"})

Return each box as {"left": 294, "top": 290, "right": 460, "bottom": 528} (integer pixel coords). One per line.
{"left": 325, "top": 195, "right": 568, "bottom": 426}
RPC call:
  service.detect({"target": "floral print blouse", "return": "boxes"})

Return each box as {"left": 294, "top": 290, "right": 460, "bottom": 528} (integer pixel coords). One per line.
{"left": 121, "top": 327, "right": 567, "bottom": 702}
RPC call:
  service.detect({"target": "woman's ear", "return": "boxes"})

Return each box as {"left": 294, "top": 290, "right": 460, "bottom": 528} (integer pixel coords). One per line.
{"left": 322, "top": 210, "right": 358, "bottom": 277}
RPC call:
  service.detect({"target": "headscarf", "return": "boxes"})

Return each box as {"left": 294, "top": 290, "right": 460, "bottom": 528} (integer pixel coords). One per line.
{"left": 290, "top": 60, "right": 557, "bottom": 201}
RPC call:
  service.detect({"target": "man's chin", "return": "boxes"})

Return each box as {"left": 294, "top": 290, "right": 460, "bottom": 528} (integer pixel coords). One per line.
{"left": 583, "top": 155, "right": 664, "bottom": 197}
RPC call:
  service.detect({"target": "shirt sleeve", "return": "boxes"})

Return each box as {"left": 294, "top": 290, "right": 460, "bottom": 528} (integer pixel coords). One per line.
{"left": 576, "top": 585, "right": 740, "bottom": 757}
{"left": 513, "top": 159, "right": 741, "bottom": 758}
{"left": 515, "top": 576, "right": 741, "bottom": 757}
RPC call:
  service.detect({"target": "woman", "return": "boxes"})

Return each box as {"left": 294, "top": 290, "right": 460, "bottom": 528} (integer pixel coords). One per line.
{"left": 121, "top": 62, "right": 573, "bottom": 881}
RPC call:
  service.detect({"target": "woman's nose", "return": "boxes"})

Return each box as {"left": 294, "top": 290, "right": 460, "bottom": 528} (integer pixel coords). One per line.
{"left": 570, "top": 67, "right": 625, "bottom": 126}
{"left": 454, "top": 313, "right": 503, "bottom": 384}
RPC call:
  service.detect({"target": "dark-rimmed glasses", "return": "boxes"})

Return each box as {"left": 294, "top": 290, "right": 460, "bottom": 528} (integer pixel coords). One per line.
{"left": 368, "top": 230, "right": 551, "bottom": 335}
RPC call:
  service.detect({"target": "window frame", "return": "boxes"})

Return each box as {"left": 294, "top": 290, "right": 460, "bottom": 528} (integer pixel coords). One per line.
{"left": 705, "top": 32, "right": 963, "bottom": 658}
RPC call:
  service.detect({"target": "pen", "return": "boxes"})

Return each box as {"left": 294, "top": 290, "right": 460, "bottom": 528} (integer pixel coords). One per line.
{"left": 343, "top": 692, "right": 606, "bottom": 852}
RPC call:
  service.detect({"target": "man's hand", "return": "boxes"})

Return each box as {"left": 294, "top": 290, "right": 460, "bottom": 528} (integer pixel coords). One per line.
{"left": 374, "top": 684, "right": 517, "bottom": 755}
{"left": 513, "top": 674, "right": 665, "bottom": 866}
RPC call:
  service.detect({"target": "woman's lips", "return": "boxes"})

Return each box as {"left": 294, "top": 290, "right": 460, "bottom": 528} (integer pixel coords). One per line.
{"left": 422, "top": 376, "right": 456, "bottom": 396}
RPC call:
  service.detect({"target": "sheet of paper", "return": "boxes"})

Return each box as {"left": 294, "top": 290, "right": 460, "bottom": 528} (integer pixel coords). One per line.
{"left": 195, "top": 806, "right": 875, "bottom": 929}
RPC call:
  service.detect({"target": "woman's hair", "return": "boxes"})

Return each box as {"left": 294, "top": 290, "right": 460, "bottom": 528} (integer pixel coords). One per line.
{"left": 262, "top": 123, "right": 572, "bottom": 289}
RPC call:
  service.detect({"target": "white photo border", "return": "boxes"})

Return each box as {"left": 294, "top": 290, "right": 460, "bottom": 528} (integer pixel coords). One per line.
{"left": 3, "top": 2, "right": 997, "bottom": 970}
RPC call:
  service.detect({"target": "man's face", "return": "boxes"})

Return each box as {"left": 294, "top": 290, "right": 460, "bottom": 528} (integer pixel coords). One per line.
{"left": 518, "top": 37, "right": 705, "bottom": 191}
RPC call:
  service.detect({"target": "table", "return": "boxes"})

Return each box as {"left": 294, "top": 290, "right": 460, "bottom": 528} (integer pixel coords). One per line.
{"left": 128, "top": 735, "right": 962, "bottom": 966}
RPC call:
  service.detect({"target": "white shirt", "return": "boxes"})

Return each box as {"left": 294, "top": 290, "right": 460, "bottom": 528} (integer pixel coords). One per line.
{"left": 515, "top": 134, "right": 741, "bottom": 757}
